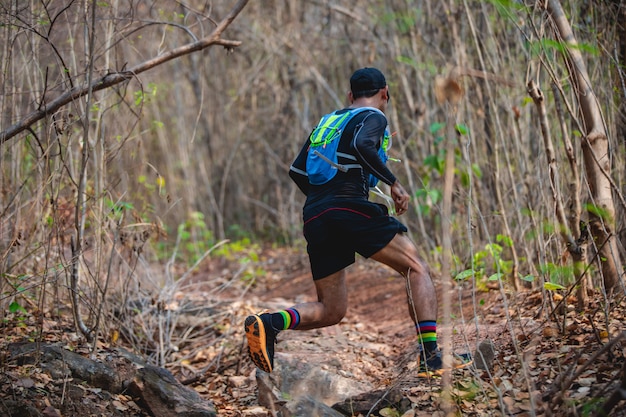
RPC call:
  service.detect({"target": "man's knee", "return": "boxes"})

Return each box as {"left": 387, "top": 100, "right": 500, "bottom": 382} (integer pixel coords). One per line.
{"left": 401, "top": 248, "right": 429, "bottom": 276}
{"left": 323, "top": 304, "right": 347, "bottom": 326}
{"left": 412, "top": 257, "right": 430, "bottom": 276}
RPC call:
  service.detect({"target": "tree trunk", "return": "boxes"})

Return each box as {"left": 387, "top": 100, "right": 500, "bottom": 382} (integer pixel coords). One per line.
{"left": 527, "top": 80, "right": 589, "bottom": 308}
{"left": 545, "top": 0, "right": 624, "bottom": 293}
{"left": 612, "top": 0, "right": 626, "bottom": 261}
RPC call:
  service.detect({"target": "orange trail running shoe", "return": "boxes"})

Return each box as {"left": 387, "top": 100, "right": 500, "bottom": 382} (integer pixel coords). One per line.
{"left": 244, "top": 314, "right": 276, "bottom": 373}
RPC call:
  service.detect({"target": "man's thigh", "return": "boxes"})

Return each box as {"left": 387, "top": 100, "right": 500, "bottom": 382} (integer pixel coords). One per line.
{"left": 369, "top": 233, "right": 422, "bottom": 273}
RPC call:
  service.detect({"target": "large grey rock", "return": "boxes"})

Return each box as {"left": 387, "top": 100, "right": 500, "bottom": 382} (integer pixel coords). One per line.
{"left": 256, "top": 351, "right": 375, "bottom": 415}
{"left": 279, "top": 395, "right": 345, "bottom": 417}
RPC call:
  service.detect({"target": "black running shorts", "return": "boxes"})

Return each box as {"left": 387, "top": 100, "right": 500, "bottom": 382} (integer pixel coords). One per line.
{"left": 303, "top": 199, "right": 408, "bottom": 280}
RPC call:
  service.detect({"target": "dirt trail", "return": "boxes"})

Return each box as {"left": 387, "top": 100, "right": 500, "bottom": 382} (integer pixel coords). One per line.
{"left": 251, "top": 252, "right": 500, "bottom": 344}
{"left": 241, "top": 250, "right": 505, "bottom": 377}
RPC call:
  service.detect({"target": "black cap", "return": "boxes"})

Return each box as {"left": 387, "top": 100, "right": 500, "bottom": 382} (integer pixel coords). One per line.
{"left": 350, "top": 67, "right": 386, "bottom": 94}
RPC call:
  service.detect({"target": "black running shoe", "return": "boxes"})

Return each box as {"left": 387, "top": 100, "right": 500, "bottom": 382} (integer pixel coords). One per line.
{"left": 244, "top": 314, "right": 276, "bottom": 373}
{"left": 418, "top": 348, "right": 473, "bottom": 377}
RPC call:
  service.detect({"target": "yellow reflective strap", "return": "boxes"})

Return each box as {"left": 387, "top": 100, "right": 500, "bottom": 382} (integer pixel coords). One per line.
{"left": 309, "top": 111, "right": 352, "bottom": 146}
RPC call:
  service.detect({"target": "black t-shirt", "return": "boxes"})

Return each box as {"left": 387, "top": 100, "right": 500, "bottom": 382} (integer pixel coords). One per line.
{"left": 289, "top": 108, "right": 396, "bottom": 208}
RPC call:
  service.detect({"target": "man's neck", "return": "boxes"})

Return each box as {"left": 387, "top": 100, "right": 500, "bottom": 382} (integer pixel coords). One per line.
{"left": 350, "top": 98, "right": 383, "bottom": 112}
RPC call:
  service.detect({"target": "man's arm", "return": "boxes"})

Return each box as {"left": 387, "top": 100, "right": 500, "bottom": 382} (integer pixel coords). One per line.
{"left": 289, "top": 138, "right": 310, "bottom": 195}
{"left": 351, "top": 112, "right": 396, "bottom": 186}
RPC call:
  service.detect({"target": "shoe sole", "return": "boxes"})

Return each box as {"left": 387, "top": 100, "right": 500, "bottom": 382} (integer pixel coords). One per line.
{"left": 244, "top": 315, "right": 273, "bottom": 373}
{"left": 417, "top": 353, "right": 474, "bottom": 378}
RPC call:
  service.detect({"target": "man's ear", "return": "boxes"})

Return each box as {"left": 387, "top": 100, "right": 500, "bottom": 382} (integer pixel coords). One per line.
{"left": 347, "top": 91, "right": 354, "bottom": 103}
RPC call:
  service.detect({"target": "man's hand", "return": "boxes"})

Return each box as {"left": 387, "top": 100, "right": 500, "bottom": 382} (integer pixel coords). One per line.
{"left": 390, "top": 181, "right": 409, "bottom": 215}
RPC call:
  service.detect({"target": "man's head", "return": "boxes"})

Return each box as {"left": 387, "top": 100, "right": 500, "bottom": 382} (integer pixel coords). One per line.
{"left": 350, "top": 67, "right": 387, "bottom": 99}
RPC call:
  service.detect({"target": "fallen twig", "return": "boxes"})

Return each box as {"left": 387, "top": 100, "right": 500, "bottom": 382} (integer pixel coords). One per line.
{"left": 545, "top": 331, "right": 626, "bottom": 410}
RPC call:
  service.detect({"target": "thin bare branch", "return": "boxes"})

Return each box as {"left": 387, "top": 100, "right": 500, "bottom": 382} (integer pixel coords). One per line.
{"left": 0, "top": 0, "right": 249, "bottom": 144}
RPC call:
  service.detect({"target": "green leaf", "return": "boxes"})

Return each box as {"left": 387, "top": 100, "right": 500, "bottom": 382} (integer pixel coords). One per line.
{"left": 544, "top": 282, "right": 566, "bottom": 291}
{"left": 488, "top": 272, "right": 503, "bottom": 281}
{"left": 428, "top": 188, "right": 442, "bottom": 204}
{"left": 585, "top": 203, "right": 611, "bottom": 221}
{"left": 414, "top": 188, "right": 428, "bottom": 200}
{"left": 471, "top": 163, "right": 483, "bottom": 179}
{"left": 396, "top": 55, "right": 417, "bottom": 67}
{"left": 487, "top": 0, "right": 526, "bottom": 12}
{"left": 379, "top": 408, "right": 400, "bottom": 417}
{"left": 496, "top": 234, "right": 513, "bottom": 247}
{"left": 485, "top": 243, "right": 503, "bottom": 258}
{"left": 522, "top": 96, "right": 534, "bottom": 107}
{"left": 455, "top": 123, "right": 469, "bottom": 135}
{"left": 9, "top": 301, "right": 26, "bottom": 314}
{"left": 521, "top": 274, "right": 535, "bottom": 282}
{"left": 429, "top": 122, "right": 446, "bottom": 134}
{"left": 424, "top": 154, "right": 443, "bottom": 174}
{"left": 455, "top": 269, "right": 475, "bottom": 281}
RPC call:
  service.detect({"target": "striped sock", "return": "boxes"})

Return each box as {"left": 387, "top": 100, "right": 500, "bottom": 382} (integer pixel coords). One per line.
{"left": 416, "top": 320, "right": 438, "bottom": 354}
{"left": 270, "top": 308, "right": 301, "bottom": 331}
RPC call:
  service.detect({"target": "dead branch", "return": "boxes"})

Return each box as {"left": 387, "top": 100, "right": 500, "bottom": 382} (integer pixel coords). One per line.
{"left": 0, "top": 0, "right": 249, "bottom": 145}
{"left": 594, "top": 354, "right": 626, "bottom": 417}
{"left": 526, "top": 80, "right": 577, "bottom": 252}
{"left": 544, "top": 331, "right": 626, "bottom": 409}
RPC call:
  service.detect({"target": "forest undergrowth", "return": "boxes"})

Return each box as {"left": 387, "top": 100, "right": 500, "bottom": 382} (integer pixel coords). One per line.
{"left": 1, "top": 246, "right": 626, "bottom": 417}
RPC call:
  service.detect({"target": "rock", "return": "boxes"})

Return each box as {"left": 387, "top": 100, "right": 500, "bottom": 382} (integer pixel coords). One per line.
{"left": 473, "top": 339, "right": 496, "bottom": 371}
{"left": 2, "top": 400, "right": 42, "bottom": 417}
{"left": 7, "top": 342, "right": 217, "bottom": 417}
{"left": 128, "top": 364, "right": 217, "bottom": 417}
{"left": 255, "top": 352, "right": 374, "bottom": 414}
{"left": 241, "top": 406, "right": 271, "bottom": 417}
{"left": 331, "top": 388, "right": 410, "bottom": 416}
{"left": 279, "top": 395, "right": 345, "bottom": 417}
{"left": 9, "top": 342, "right": 122, "bottom": 392}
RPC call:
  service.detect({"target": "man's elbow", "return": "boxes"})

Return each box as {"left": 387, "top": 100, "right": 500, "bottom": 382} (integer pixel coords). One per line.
{"left": 289, "top": 169, "right": 309, "bottom": 196}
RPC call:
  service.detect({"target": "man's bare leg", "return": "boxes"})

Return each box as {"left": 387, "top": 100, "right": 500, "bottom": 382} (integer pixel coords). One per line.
{"left": 370, "top": 233, "right": 438, "bottom": 324}
{"left": 370, "top": 232, "right": 471, "bottom": 374}
{"left": 244, "top": 269, "right": 348, "bottom": 372}
{"left": 289, "top": 269, "right": 348, "bottom": 330}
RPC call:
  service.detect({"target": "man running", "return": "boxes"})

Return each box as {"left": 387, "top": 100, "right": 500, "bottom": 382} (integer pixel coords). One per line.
{"left": 245, "top": 67, "right": 466, "bottom": 376}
